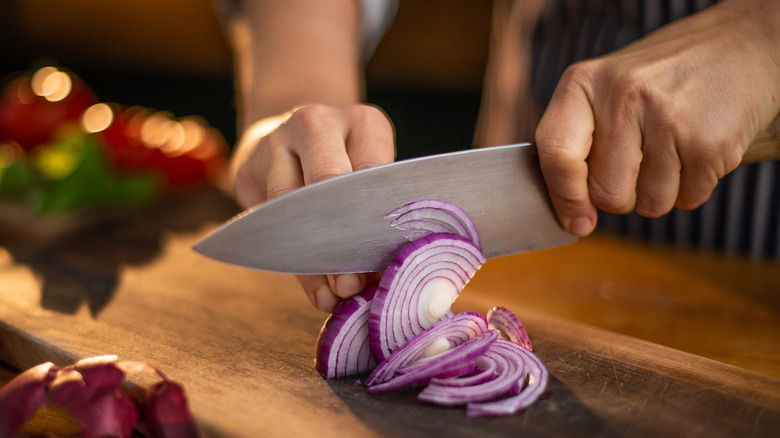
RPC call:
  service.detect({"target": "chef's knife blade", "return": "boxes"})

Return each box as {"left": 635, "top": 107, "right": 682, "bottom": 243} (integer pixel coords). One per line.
{"left": 194, "top": 143, "right": 576, "bottom": 274}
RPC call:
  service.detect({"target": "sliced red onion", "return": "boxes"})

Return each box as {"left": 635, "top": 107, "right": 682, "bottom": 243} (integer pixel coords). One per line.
{"left": 368, "top": 330, "right": 498, "bottom": 393}
{"left": 366, "top": 312, "right": 487, "bottom": 386}
{"left": 487, "top": 306, "right": 533, "bottom": 350}
{"left": 466, "top": 341, "right": 549, "bottom": 417}
{"left": 369, "top": 233, "right": 486, "bottom": 361}
{"left": 427, "top": 354, "right": 499, "bottom": 388}
{"left": 315, "top": 285, "right": 378, "bottom": 378}
{"left": 417, "top": 338, "right": 528, "bottom": 406}
{"left": 386, "top": 199, "right": 481, "bottom": 248}
{"left": 0, "top": 361, "right": 59, "bottom": 437}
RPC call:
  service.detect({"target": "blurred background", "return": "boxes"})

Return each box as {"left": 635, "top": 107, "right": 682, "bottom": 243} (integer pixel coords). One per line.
{"left": 1, "top": 0, "right": 493, "bottom": 159}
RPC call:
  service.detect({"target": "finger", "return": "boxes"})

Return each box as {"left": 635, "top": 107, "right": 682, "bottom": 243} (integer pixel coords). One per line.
{"left": 286, "top": 106, "right": 354, "bottom": 185}
{"left": 536, "top": 73, "right": 598, "bottom": 237}
{"left": 256, "top": 143, "right": 304, "bottom": 200}
{"left": 327, "top": 273, "right": 371, "bottom": 298}
{"left": 586, "top": 93, "right": 644, "bottom": 215}
{"left": 344, "top": 105, "right": 396, "bottom": 170}
{"left": 298, "top": 274, "right": 341, "bottom": 312}
{"left": 233, "top": 163, "right": 267, "bottom": 209}
{"left": 634, "top": 129, "right": 681, "bottom": 217}
{"left": 675, "top": 147, "right": 725, "bottom": 210}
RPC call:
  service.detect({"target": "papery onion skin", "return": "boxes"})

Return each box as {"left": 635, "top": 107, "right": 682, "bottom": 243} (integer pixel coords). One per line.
{"left": 144, "top": 380, "right": 198, "bottom": 438}
{"left": 315, "top": 286, "right": 378, "bottom": 378}
{"left": 0, "top": 361, "right": 60, "bottom": 437}
{"left": 369, "top": 233, "right": 486, "bottom": 362}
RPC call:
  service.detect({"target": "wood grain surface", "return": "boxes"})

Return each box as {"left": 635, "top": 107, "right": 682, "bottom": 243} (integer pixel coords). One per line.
{"left": 1, "top": 187, "right": 779, "bottom": 437}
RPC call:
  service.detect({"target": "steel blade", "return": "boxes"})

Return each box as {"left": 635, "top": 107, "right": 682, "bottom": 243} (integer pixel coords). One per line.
{"left": 194, "top": 143, "right": 576, "bottom": 274}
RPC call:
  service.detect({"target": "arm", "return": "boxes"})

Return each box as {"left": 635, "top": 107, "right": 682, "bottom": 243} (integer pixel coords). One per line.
{"left": 535, "top": 0, "right": 780, "bottom": 237}
{"left": 227, "top": 0, "right": 396, "bottom": 311}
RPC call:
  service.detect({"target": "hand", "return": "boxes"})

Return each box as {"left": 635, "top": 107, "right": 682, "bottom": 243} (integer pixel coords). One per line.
{"left": 535, "top": 0, "right": 780, "bottom": 237}
{"left": 230, "top": 103, "right": 396, "bottom": 311}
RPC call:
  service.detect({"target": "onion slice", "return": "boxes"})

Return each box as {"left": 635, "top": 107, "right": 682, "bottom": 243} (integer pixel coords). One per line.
{"left": 366, "top": 312, "right": 487, "bottom": 386}
{"left": 386, "top": 199, "right": 481, "bottom": 248}
{"left": 369, "top": 233, "right": 486, "bottom": 361}
{"left": 487, "top": 306, "right": 533, "bottom": 350}
{"left": 417, "top": 338, "right": 528, "bottom": 406}
{"left": 466, "top": 341, "right": 549, "bottom": 417}
{"left": 315, "top": 285, "right": 378, "bottom": 378}
{"left": 368, "top": 330, "right": 498, "bottom": 393}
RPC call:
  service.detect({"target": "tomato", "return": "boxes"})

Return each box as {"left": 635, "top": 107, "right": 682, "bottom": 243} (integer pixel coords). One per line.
{"left": 0, "top": 68, "right": 97, "bottom": 150}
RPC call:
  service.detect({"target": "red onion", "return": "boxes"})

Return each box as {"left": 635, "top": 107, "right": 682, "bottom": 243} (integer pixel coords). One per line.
{"left": 0, "top": 356, "right": 195, "bottom": 437}
{"left": 0, "top": 361, "right": 59, "bottom": 437}
{"left": 386, "top": 199, "right": 481, "bottom": 248}
{"left": 366, "top": 312, "right": 488, "bottom": 387}
{"left": 311, "top": 199, "right": 549, "bottom": 418}
{"left": 315, "top": 285, "right": 378, "bottom": 378}
{"left": 466, "top": 341, "right": 549, "bottom": 417}
{"left": 369, "top": 330, "right": 498, "bottom": 393}
{"left": 417, "top": 338, "right": 528, "bottom": 406}
{"left": 368, "top": 233, "right": 486, "bottom": 361}
{"left": 487, "top": 306, "right": 533, "bottom": 350}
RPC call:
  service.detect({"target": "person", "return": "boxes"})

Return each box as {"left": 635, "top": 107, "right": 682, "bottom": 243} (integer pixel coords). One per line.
{"left": 215, "top": 0, "right": 780, "bottom": 312}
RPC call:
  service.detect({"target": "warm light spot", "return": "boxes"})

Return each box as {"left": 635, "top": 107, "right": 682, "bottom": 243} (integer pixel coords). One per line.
{"left": 189, "top": 138, "right": 220, "bottom": 161}
{"left": 81, "top": 103, "right": 114, "bottom": 133}
{"left": 43, "top": 72, "right": 72, "bottom": 102}
{"left": 177, "top": 118, "right": 206, "bottom": 154}
{"left": 140, "top": 112, "right": 174, "bottom": 148}
{"left": 160, "top": 121, "right": 186, "bottom": 155}
{"left": 30, "top": 66, "right": 59, "bottom": 96}
{"left": 33, "top": 67, "right": 73, "bottom": 102}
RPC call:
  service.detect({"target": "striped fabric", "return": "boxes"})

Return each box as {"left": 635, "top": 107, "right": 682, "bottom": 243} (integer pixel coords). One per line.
{"left": 530, "top": 0, "right": 780, "bottom": 260}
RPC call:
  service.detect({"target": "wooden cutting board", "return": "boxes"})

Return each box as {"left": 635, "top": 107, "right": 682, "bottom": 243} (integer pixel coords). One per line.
{"left": 1, "top": 188, "right": 779, "bottom": 437}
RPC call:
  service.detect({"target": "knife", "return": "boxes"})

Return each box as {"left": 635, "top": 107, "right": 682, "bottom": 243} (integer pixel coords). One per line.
{"left": 194, "top": 143, "right": 575, "bottom": 274}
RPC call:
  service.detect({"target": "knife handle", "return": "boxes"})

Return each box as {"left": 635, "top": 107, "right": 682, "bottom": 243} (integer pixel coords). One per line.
{"left": 743, "top": 114, "right": 780, "bottom": 164}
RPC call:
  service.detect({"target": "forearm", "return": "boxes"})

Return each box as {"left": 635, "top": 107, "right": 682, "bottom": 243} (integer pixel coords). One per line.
{"left": 228, "top": 0, "right": 364, "bottom": 129}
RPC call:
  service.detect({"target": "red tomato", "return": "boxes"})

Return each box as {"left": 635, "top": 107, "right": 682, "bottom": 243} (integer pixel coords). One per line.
{"left": 0, "top": 68, "right": 97, "bottom": 150}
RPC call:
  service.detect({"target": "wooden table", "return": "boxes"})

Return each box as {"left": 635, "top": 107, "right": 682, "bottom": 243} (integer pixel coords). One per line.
{"left": 1, "top": 186, "right": 779, "bottom": 437}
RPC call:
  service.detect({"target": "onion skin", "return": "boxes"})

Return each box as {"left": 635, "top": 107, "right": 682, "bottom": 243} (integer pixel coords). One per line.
{"left": 315, "top": 285, "right": 378, "bottom": 378}
{"left": 369, "top": 233, "right": 486, "bottom": 362}
{"left": 0, "top": 361, "right": 59, "bottom": 437}
{"left": 144, "top": 380, "right": 198, "bottom": 438}
{"left": 0, "top": 356, "right": 195, "bottom": 437}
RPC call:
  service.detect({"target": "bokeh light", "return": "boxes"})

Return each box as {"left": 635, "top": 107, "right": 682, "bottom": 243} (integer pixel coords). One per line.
{"left": 81, "top": 103, "right": 114, "bottom": 133}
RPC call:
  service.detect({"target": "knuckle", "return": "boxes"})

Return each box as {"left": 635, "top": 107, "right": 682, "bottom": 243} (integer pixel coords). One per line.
{"left": 536, "top": 137, "right": 583, "bottom": 173}
{"left": 289, "top": 104, "right": 330, "bottom": 128}
{"left": 308, "top": 163, "right": 351, "bottom": 183}
{"left": 589, "top": 181, "right": 634, "bottom": 214}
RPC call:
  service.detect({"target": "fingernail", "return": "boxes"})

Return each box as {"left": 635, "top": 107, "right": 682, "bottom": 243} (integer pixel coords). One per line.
{"left": 314, "top": 284, "right": 339, "bottom": 312}
{"left": 569, "top": 216, "right": 594, "bottom": 237}
{"left": 334, "top": 274, "right": 362, "bottom": 297}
